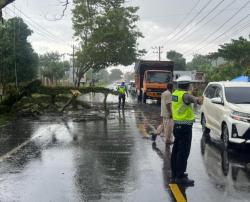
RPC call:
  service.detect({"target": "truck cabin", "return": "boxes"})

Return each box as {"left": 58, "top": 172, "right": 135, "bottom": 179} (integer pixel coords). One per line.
{"left": 144, "top": 70, "right": 172, "bottom": 84}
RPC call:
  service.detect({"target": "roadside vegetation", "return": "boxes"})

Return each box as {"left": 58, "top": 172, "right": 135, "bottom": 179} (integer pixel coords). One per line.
{"left": 0, "top": 0, "right": 144, "bottom": 125}
{"left": 0, "top": 113, "right": 12, "bottom": 128}
{"left": 168, "top": 36, "right": 250, "bottom": 81}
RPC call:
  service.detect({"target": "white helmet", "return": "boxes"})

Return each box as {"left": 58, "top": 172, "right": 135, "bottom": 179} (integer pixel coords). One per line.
{"left": 176, "top": 76, "right": 192, "bottom": 84}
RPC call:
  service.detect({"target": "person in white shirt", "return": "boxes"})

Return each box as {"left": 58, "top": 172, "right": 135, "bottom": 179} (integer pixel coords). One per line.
{"left": 152, "top": 83, "right": 174, "bottom": 144}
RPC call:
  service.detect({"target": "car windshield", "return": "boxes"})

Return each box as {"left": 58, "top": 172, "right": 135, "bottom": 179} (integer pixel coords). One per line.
{"left": 225, "top": 87, "right": 250, "bottom": 104}
{"left": 147, "top": 72, "right": 171, "bottom": 83}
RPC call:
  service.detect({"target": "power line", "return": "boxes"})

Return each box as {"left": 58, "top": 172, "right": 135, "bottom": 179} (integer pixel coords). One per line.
{"left": 166, "top": 0, "right": 213, "bottom": 43}
{"left": 4, "top": 9, "right": 59, "bottom": 43}
{"left": 13, "top": 6, "right": 60, "bottom": 40}
{"left": 184, "top": 0, "right": 250, "bottom": 55}
{"left": 187, "top": 23, "right": 250, "bottom": 57}
{"left": 205, "top": 14, "right": 249, "bottom": 47}
{"left": 185, "top": 19, "right": 250, "bottom": 58}
{"left": 165, "top": 0, "right": 202, "bottom": 41}
{"left": 230, "top": 20, "right": 250, "bottom": 35}
{"left": 187, "top": 15, "right": 250, "bottom": 56}
{"left": 206, "top": 19, "right": 250, "bottom": 49}
{"left": 140, "top": 5, "right": 250, "bottom": 20}
{"left": 176, "top": 0, "right": 237, "bottom": 45}
{"left": 173, "top": 0, "right": 227, "bottom": 45}
{"left": 6, "top": 7, "right": 59, "bottom": 42}
{"left": 6, "top": 6, "right": 71, "bottom": 47}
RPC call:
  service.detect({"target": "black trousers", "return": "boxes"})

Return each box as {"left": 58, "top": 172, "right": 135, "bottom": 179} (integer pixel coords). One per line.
{"left": 171, "top": 124, "right": 192, "bottom": 178}
{"left": 118, "top": 94, "right": 126, "bottom": 108}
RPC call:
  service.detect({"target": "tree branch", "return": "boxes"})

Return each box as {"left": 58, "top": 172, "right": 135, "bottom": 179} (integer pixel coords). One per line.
{"left": 0, "top": 0, "right": 15, "bottom": 10}
{"left": 46, "top": 0, "right": 70, "bottom": 21}
{"left": 59, "top": 0, "right": 69, "bottom": 19}
{"left": 0, "top": 0, "right": 15, "bottom": 23}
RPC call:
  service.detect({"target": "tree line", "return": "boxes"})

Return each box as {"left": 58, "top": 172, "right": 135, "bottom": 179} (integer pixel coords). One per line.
{"left": 0, "top": 18, "right": 38, "bottom": 91}
{"left": 166, "top": 36, "right": 250, "bottom": 81}
{"left": 0, "top": 0, "right": 144, "bottom": 92}
{"left": 1, "top": 1, "right": 249, "bottom": 93}
{"left": 0, "top": 17, "right": 71, "bottom": 91}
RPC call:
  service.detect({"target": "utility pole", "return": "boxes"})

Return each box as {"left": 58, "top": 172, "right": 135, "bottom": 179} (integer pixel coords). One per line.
{"left": 13, "top": 6, "right": 18, "bottom": 89}
{"left": 152, "top": 46, "right": 164, "bottom": 61}
{"left": 72, "top": 45, "right": 75, "bottom": 86}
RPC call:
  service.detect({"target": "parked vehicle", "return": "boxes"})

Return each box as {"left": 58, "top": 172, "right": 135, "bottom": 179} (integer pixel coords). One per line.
{"left": 134, "top": 60, "right": 174, "bottom": 103}
{"left": 128, "top": 80, "right": 136, "bottom": 94}
{"left": 201, "top": 82, "right": 250, "bottom": 148}
{"left": 112, "top": 81, "right": 121, "bottom": 91}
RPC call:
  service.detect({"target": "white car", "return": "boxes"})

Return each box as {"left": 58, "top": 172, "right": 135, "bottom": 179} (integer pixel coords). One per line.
{"left": 201, "top": 82, "right": 250, "bottom": 148}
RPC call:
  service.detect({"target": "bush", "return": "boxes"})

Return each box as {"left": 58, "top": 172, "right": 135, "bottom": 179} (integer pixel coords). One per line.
{"left": 0, "top": 105, "right": 10, "bottom": 114}
{"left": 206, "top": 64, "right": 243, "bottom": 82}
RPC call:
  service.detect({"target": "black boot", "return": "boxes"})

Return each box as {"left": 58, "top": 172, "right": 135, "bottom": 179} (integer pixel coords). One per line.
{"left": 151, "top": 133, "right": 157, "bottom": 141}
{"left": 174, "top": 177, "right": 194, "bottom": 186}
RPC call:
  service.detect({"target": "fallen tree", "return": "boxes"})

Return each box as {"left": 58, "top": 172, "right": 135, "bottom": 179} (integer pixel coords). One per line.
{"left": 0, "top": 80, "right": 118, "bottom": 115}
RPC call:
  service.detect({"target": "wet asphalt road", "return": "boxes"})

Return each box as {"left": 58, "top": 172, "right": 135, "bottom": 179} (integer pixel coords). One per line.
{"left": 0, "top": 93, "right": 250, "bottom": 202}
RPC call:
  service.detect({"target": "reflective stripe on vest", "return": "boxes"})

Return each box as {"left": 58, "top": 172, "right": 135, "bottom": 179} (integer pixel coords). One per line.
{"left": 118, "top": 86, "right": 126, "bottom": 94}
{"left": 172, "top": 90, "right": 195, "bottom": 124}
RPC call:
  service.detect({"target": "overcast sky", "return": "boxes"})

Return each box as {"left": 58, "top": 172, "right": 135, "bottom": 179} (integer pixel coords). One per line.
{"left": 3, "top": 0, "right": 250, "bottom": 72}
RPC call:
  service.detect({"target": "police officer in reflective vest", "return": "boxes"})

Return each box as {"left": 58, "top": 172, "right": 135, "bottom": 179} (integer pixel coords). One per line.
{"left": 171, "top": 76, "right": 203, "bottom": 185}
{"left": 117, "top": 82, "right": 128, "bottom": 109}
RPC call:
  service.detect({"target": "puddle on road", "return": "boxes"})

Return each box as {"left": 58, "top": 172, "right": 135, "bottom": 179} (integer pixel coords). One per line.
{"left": 0, "top": 102, "right": 172, "bottom": 202}
{"left": 1, "top": 93, "right": 249, "bottom": 202}
{"left": 0, "top": 119, "right": 36, "bottom": 157}
{"left": 200, "top": 133, "right": 250, "bottom": 196}
{"left": 184, "top": 127, "right": 250, "bottom": 202}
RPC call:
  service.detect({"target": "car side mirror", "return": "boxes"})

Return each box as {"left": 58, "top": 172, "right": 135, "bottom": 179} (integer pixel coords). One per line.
{"left": 211, "top": 97, "right": 224, "bottom": 105}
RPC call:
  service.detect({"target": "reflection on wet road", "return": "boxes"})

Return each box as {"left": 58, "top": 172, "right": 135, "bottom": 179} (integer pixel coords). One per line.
{"left": 198, "top": 133, "right": 250, "bottom": 202}
{"left": 0, "top": 94, "right": 250, "bottom": 202}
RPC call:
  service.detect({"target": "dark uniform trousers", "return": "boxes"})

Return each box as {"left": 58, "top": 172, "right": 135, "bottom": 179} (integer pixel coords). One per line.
{"left": 171, "top": 124, "right": 192, "bottom": 178}
{"left": 118, "top": 94, "right": 126, "bottom": 108}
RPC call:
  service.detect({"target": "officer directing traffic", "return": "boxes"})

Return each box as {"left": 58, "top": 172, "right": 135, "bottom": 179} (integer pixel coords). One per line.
{"left": 171, "top": 76, "right": 203, "bottom": 186}
{"left": 117, "top": 81, "right": 128, "bottom": 109}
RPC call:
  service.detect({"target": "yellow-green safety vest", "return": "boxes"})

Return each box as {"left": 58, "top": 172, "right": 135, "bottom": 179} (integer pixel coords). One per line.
{"left": 118, "top": 86, "right": 126, "bottom": 94}
{"left": 172, "top": 90, "right": 195, "bottom": 124}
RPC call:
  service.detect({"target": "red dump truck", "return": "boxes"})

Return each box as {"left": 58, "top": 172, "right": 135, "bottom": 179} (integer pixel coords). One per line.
{"left": 134, "top": 60, "right": 174, "bottom": 103}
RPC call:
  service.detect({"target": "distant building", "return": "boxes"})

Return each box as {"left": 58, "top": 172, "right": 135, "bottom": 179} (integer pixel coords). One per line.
{"left": 173, "top": 71, "right": 207, "bottom": 92}
{"left": 195, "top": 71, "right": 205, "bottom": 81}
{"left": 173, "top": 70, "right": 205, "bottom": 82}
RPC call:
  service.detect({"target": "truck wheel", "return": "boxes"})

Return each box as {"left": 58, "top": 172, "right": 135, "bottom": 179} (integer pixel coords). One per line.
{"left": 137, "top": 90, "right": 142, "bottom": 102}
{"left": 142, "top": 93, "right": 147, "bottom": 104}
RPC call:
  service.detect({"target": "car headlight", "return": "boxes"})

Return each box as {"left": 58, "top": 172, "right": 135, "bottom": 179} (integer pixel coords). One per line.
{"left": 230, "top": 111, "right": 250, "bottom": 123}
